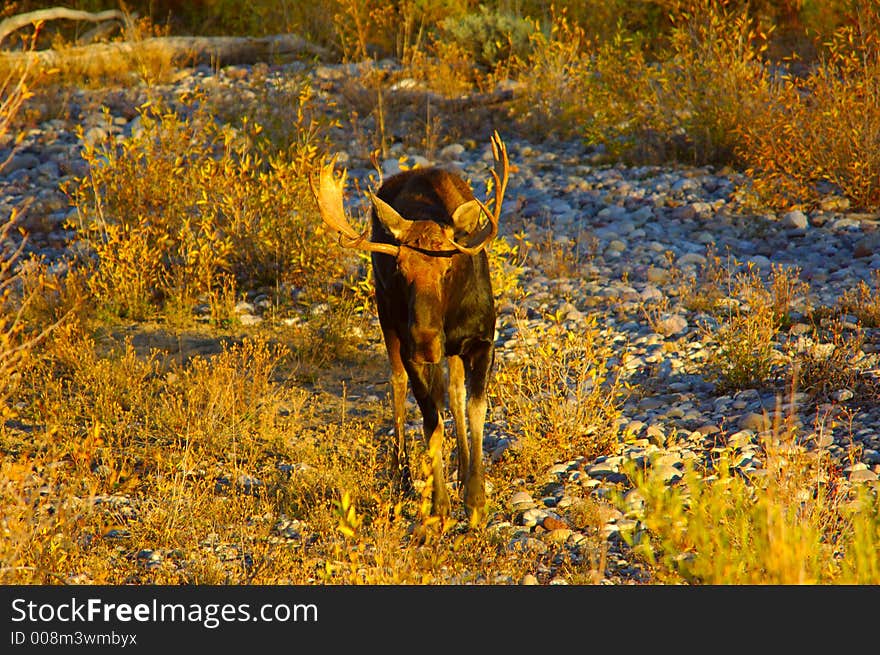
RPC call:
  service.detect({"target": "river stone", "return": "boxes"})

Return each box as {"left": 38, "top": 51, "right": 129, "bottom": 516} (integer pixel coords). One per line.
{"left": 739, "top": 412, "right": 772, "bottom": 432}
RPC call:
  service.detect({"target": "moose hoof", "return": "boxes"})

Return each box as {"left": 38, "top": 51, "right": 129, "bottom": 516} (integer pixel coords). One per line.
{"left": 464, "top": 484, "right": 486, "bottom": 527}
{"left": 464, "top": 499, "right": 487, "bottom": 528}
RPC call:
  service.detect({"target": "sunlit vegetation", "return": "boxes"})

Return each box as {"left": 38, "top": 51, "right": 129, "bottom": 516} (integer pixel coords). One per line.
{"left": 1, "top": 0, "right": 879, "bottom": 585}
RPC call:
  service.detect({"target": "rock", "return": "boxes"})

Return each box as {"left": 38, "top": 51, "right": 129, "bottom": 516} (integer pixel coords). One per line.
{"left": 5, "top": 153, "right": 40, "bottom": 172}
{"left": 671, "top": 204, "right": 697, "bottom": 220}
{"left": 655, "top": 314, "right": 688, "bottom": 337}
{"left": 692, "top": 202, "right": 714, "bottom": 216}
{"left": 83, "top": 126, "right": 109, "bottom": 146}
{"left": 541, "top": 515, "right": 569, "bottom": 531}
{"left": 748, "top": 254, "right": 771, "bottom": 268}
{"left": 510, "top": 491, "right": 535, "bottom": 511}
{"left": 521, "top": 507, "right": 549, "bottom": 527}
{"left": 508, "top": 536, "right": 549, "bottom": 554}
{"left": 654, "top": 464, "right": 683, "bottom": 484}
{"left": 850, "top": 468, "right": 879, "bottom": 483}
{"left": 646, "top": 425, "right": 666, "bottom": 446}
{"left": 315, "top": 64, "right": 346, "bottom": 80}
{"left": 382, "top": 158, "right": 401, "bottom": 176}
{"left": 677, "top": 252, "right": 707, "bottom": 267}
{"left": 491, "top": 439, "right": 513, "bottom": 462}
{"left": 638, "top": 396, "right": 665, "bottom": 411}
{"left": 646, "top": 266, "right": 670, "bottom": 284}
{"left": 652, "top": 452, "right": 683, "bottom": 468}
{"left": 136, "top": 549, "right": 162, "bottom": 567}
{"left": 727, "top": 430, "right": 755, "bottom": 449}
{"left": 845, "top": 463, "right": 879, "bottom": 483}
{"left": 546, "top": 528, "right": 572, "bottom": 544}
{"left": 819, "top": 196, "right": 850, "bottom": 212}
{"left": 853, "top": 234, "right": 880, "bottom": 258}
{"left": 781, "top": 210, "right": 809, "bottom": 230}
{"left": 238, "top": 314, "right": 262, "bottom": 326}
{"left": 739, "top": 412, "right": 771, "bottom": 432}
{"left": 440, "top": 143, "right": 465, "bottom": 159}
{"left": 831, "top": 389, "right": 854, "bottom": 402}
{"left": 600, "top": 234, "right": 624, "bottom": 249}
{"left": 640, "top": 285, "right": 664, "bottom": 302}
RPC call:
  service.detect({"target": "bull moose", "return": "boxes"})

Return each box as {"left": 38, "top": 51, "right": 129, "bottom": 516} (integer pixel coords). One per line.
{"left": 310, "top": 132, "right": 509, "bottom": 524}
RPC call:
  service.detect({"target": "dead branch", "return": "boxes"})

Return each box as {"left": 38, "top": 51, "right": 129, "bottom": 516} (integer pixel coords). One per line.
{"left": 340, "top": 81, "right": 518, "bottom": 114}
{"left": 0, "top": 7, "right": 129, "bottom": 46}
{"left": 417, "top": 87, "right": 517, "bottom": 112}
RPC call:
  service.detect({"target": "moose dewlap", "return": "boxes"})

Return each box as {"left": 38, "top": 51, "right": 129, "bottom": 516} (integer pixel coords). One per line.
{"left": 310, "top": 132, "right": 509, "bottom": 524}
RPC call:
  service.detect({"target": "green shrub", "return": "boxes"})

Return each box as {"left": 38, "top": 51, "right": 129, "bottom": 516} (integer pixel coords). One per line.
{"left": 440, "top": 4, "right": 536, "bottom": 69}
{"left": 68, "top": 82, "right": 342, "bottom": 322}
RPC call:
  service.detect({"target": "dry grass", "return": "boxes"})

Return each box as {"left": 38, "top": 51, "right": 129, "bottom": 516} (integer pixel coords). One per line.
{"left": 0, "top": 314, "right": 619, "bottom": 584}
{"left": 837, "top": 270, "right": 880, "bottom": 328}
{"left": 736, "top": 7, "right": 880, "bottom": 210}
{"left": 703, "top": 263, "right": 810, "bottom": 392}
{"left": 493, "top": 314, "right": 626, "bottom": 480}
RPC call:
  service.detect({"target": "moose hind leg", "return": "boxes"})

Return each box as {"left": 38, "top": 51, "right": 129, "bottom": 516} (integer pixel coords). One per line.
{"left": 447, "top": 355, "right": 469, "bottom": 492}
{"left": 464, "top": 343, "right": 493, "bottom": 524}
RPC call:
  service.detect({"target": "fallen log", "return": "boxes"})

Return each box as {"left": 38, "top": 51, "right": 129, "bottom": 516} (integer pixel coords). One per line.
{"left": 0, "top": 33, "right": 332, "bottom": 72}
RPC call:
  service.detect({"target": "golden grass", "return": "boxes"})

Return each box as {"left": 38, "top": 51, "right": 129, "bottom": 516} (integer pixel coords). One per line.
{"left": 622, "top": 395, "right": 880, "bottom": 584}
{"left": 0, "top": 314, "right": 620, "bottom": 584}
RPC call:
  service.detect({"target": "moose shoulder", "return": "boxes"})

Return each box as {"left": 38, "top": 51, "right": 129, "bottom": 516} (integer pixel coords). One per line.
{"left": 311, "top": 132, "right": 509, "bottom": 524}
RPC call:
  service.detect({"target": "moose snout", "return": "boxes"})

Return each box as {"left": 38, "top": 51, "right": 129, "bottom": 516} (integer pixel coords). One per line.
{"left": 410, "top": 329, "right": 443, "bottom": 364}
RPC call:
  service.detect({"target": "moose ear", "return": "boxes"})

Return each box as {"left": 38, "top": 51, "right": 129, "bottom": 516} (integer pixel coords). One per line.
{"left": 451, "top": 200, "right": 484, "bottom": 236}
{"left": 369, "top": 191, "right": 413, "bottom": 240}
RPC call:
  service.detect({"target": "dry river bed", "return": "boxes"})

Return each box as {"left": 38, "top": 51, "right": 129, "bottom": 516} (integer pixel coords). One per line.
{"left": 3, "top": 61, "right": 880, "bottom": 583}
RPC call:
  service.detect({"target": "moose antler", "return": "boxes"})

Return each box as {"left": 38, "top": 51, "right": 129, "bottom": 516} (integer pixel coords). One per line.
{"left": 312, "top": 132, "right": 509, "bottom": 258}
{"left": 446, "top": 131, "right": 508, "bottom": 255}
{"left": 310, "top": 160, "right": 400, "bottom": 257}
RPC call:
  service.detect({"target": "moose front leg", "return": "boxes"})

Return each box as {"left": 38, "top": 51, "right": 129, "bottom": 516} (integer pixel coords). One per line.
{"left": 383, "top": 328, "right": 413, "bottom": 495}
